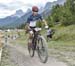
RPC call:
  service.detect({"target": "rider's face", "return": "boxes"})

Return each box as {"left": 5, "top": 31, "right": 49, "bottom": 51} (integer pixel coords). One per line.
{"left": 32, "top": 11, "right": 38, "bottom": 16}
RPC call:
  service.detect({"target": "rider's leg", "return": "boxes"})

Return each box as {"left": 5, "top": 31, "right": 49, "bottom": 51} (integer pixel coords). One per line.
{"left": 28, "top": 30, "right": 34, "bottom": 46}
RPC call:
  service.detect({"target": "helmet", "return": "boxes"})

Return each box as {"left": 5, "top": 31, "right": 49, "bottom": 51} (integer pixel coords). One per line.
{"left": 32, "top": 6, "right": 39, "bottom": 12}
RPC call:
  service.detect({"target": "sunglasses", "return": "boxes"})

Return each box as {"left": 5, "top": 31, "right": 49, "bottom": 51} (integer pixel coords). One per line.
{"left": 33, "top": 11, "right": 38, "bottom": 12}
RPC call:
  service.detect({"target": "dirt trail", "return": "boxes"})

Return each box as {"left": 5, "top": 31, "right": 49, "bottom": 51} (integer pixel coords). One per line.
{"left": 2, "top": 43, "right": 67, "bottom": 66}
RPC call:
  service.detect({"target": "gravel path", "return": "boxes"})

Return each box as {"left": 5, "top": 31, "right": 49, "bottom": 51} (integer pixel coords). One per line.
{"left": 0, "top": 42, "right": 68, "bottom": 66}
{"left": 49, "top": 48, "right": 75, "bottom": 66}
{"left": 0, "top": 48, "right": 2, "bottom": 62}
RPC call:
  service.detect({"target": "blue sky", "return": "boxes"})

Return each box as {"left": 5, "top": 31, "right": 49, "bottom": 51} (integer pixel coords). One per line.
{"left": 0, "top": 0, "right": 57, "bottom": 18}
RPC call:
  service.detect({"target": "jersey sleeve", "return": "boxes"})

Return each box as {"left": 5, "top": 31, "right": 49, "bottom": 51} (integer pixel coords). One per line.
{"left": 39, "top": 14, "right": 43, "bottom": 21}
{"left": 27, "top": 17, "right": 30, "bottom": 23}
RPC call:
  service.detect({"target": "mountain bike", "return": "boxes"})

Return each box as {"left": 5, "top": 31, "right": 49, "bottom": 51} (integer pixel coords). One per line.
{"left": 28, "top": 28, "right": 48, "bottom": 63}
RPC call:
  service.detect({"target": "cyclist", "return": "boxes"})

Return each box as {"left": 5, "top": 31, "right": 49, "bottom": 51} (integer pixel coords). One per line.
{"left": 46, "top": 27, "right": 52, "bottom": 41}
{"left": 26, "top": 6, "right": 48, "bottom": 46}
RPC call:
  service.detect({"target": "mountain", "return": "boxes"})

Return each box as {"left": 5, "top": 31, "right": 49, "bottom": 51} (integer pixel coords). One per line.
{"left": 0, "top": 0, "right": 66, "bottom": 29}
{"left": 0, "top": 16, "right": 19, "bottom": 27}
{"left": 0, "top": 9, "right": 25, "bottom": 28}
{"left": 57, "top": 0, "right": 66, "bottom": 5}
{"left": 41, "top": 2, "right": 52, "bottom": 17}
{"left": 11, "top": 9, "right": 25, "bottom": 18}
{"left": 45, "top": 2, "right": 53, "bottom": 8}
{"left": 8, "top": 0, "right": 66, "bottom": 28}
{"left": 5, "top": 9, "right": 32, "bottom": 28}
{"left": 40, "top": 0, "right": 66, "bottom": 17}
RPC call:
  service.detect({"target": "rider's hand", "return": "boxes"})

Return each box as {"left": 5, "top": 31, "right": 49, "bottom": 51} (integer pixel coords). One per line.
{"left": 45, "top": 25, "right": 48, "bottom": 29}
{"left": 25, "top": 25, "right": 31, "bottom": 34}
{"left": 28, "top": 26, "right": 31, "bottom": 30}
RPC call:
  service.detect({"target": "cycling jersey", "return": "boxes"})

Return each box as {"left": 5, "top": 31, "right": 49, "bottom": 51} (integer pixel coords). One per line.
{"left": 27, "top": 14, "right": 43, "bottom": 27}
{"left": 47, "top": 29, "right": 51, "bottom": 35}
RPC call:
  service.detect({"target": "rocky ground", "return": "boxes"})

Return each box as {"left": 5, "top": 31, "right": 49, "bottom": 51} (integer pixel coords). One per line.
{"left": 0, "top": 43, "right": 67, "bottom": 66}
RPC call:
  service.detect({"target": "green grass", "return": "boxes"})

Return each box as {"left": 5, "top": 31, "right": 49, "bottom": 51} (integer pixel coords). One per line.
{"left": 3, "top": 25, "right": 75, "bottom": 66}
{"left": 47, "top": 25, "right": 75, "bottom": 66}
{"left": 48, "top": 25, "right": 75, "bottom": 51}
{"left": 52, "top": 25, "right": 75, "bottom": 41}
{"left": 10, "top": 30, "right": 28, "bottom": 47}
{"left": 10, "top": 25, "right": 75, "bottom": 48}
{"left": 48, "top": 41, "right": 75, "bottom": 51}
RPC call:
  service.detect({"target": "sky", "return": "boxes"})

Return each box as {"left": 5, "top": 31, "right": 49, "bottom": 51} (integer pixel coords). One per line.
{"left": 0, "top": 0, "right": 57, "bottom": 18}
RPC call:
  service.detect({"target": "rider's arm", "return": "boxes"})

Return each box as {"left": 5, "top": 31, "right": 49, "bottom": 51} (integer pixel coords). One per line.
{"left": 42, "top": 19, "right": 48, "bottom": 26}
{"left": 26, "top": 23, "right": 30, "bottom": 30}
{"left": 25, "top": 17, "right": 31, "bottom": 30}
{"left": 39, "top": 15, "right": 48, "bottom": 27}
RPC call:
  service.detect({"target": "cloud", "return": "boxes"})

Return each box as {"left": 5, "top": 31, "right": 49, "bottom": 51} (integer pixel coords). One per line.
{"left": 0, "top": 9, "right": 15, "bottom": 18}
{"left": 0, "top": 0, "right": 13, "bottom": 4}
{"left": 0, "top": 0, "right": 57, "bottom": 18}
{"left": 0, "top": 3, "right": 6, "bottom": 8}
{"left": 0, "top": 0, "right": 57, "bottom": 10}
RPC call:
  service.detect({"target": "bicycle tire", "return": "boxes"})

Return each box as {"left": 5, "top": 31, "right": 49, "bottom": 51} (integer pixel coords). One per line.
{"left": 37, "top": 36, "right": 48, "bottom": 63}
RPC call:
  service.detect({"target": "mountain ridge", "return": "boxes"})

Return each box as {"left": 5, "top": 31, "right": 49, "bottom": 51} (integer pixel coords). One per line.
{"left": 0, "top": 0, "right": 66, "bottom": 29}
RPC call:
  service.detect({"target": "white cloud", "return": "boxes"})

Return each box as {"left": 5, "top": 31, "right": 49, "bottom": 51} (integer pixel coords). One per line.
{"left": 0, "top": 0, "right": 13, "bottom": 4}
{"left": 0, "top": 9, "right": 15, "bottom": 18}
{"left": 0, "top": 0, "right": 57, "bottom": 18}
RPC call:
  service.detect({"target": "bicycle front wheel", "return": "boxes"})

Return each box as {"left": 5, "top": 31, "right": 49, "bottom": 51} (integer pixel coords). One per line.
{"left": 37, "top": 36, "right": 48, "bottom": 63}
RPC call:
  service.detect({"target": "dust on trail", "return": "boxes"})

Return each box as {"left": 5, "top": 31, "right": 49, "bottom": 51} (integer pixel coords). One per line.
{"left": 1, "top": 43, "right": 67, "bottom": 66}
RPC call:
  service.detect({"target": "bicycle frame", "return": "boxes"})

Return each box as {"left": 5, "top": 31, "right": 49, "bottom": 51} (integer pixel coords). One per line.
{"left": 28, "top": 28, "right": 48, "bottom": 63}
{"left": 32, "top": 30, "right": 40, "bottom": 49}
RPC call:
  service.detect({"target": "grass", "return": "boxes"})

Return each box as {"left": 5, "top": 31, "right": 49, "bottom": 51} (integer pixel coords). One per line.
{"left": 46, "top": 25, "right": 75, "bottom": 66}
{"left": 48, "top": 25, "right": 75, "bottom": 50}
{"left": 2, "top": 25, "right": 75, "bottom": 66}
{"left": 1, "top": 47, "right": 17, "bottom": 66}
{"left": 52, "top": 25, "right": 75, "bottom": 41}
{"left": 10, "top": 30, "right": 28, "bottom": 47}
{"left": 9, "top": 25, "right": 75, "bottom": 48}
{"left": 48, "top": 41, "right": 75, "bottom": 51}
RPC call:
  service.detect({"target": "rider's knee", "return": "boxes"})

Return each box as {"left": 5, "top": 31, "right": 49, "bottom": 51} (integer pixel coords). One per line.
{"left": 29, "top": 31, "right": 33, "bottom": 39}
{"left": 29, "top": 31, "right": 33, "bottom": 34}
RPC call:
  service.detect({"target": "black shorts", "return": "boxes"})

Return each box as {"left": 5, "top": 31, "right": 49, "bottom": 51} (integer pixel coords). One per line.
{"left": 30, "top": 27, "right": 36, "bottom": 34}
{"left": 47, "top": 34, "right": 52, "bottom": 38}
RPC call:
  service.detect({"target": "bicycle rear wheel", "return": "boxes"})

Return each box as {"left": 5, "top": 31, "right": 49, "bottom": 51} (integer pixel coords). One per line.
{"left": 37, "top": 36, "right": 48, "bottom": 63}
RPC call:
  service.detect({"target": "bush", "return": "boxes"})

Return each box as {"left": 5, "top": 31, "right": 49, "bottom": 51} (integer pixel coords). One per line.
{"left": 61, "top": 16, "right": 75, "bottom": 26}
